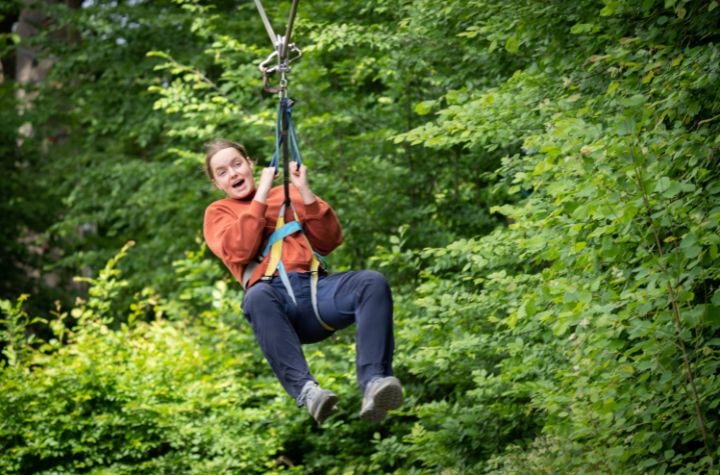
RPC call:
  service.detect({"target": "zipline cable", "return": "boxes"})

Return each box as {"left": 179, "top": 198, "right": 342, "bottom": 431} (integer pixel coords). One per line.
{"left": 254, "top": 0, "right": 278, "bottom": 47}
{"left": 281, "top": 0, "right": 299, "bottom": 59}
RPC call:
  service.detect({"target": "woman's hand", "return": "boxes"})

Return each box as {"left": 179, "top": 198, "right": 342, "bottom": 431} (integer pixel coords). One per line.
{"left": 254, "top": 166, "right": 277, "bottom": 204}
{"left": 290, "top": 161, "right": 316, "bottom": 205}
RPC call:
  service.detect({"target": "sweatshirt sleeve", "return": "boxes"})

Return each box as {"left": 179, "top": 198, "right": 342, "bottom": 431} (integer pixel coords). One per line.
{"left": 302, "top": 196, "right": 343, "bottom": 256}
{"left": 204, "top": 200, "right": 268, "bottom": 265}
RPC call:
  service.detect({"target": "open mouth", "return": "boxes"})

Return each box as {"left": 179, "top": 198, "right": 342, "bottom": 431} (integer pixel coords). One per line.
{"left": 232, "top": 179, "right": 245, "bottom": 189}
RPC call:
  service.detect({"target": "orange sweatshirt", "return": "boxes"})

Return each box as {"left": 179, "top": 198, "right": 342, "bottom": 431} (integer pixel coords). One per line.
{"left": 203, "top": 185, "right": 343, "bottom": 288}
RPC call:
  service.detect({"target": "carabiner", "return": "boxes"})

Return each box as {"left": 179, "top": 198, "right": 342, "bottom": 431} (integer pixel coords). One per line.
{"left": 258, "top": 43, "right": 303, "bottom": 94}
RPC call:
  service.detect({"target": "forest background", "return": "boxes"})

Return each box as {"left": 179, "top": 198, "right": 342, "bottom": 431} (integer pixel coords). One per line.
{"left": 1, "top": 0, "right": 719, "bottom": 473}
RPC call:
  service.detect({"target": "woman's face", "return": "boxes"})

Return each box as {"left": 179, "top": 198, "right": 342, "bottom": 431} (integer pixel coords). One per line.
{"left": 210, "top": 147, "right": 256, "bottom": 199}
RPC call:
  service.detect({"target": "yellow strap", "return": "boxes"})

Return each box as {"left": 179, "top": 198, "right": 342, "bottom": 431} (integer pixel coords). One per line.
{"left": 265, "top": 212, "right": 285, "bottom": 278}
{"left": 311, "top": 255, "right": 320, "bottom": 274}
{"left": 264, "top": 205, "right": 306, "bottom": 278}
{"left": 310, "top": 254, "right": 335, "bottom": 331}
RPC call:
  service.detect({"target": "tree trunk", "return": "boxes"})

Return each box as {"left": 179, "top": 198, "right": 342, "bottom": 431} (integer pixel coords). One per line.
{"left": 15, "top": 0, "right": 80, "bottom": 138}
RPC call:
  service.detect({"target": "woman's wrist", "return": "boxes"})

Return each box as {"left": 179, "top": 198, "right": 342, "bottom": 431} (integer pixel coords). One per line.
{"left": 254, "top": 186, "right": 269, "bottom": 204}
{"left": 297, "top": 185, "right": 316, "bottom": 205}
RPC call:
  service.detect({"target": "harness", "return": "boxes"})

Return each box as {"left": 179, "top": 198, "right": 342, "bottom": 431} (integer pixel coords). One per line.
{"left": 246, "top": 0, "right": 335, "bottom": 332}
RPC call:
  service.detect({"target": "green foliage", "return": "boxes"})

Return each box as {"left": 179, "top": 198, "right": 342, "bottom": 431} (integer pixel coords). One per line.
{"left": 0, "top": 294, "right": 43, "bottom": 367}
{"left": 0, "top": 247, "right": 289, "bottom": 474}
{"left": 19, "top": 0, "right": 215, "bottom": 300}
{"left": 383, "top": 0, "right": 720, "bottom": 472}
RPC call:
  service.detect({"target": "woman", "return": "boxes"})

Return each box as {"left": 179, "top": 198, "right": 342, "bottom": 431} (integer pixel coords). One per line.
{"left": 202, "top": 139, "right": 402, "bottom": 424}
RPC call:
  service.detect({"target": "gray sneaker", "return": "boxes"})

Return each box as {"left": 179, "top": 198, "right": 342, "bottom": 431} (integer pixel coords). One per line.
{"left": 303, "top": 383, "right": 339, "bottom": 423}
{"left": 359, "top": 376, "right": 403, "bottom": 423}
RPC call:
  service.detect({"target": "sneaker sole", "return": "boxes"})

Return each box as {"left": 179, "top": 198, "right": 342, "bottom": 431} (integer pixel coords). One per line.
{"left": 360, "top": 377, "right": 403, "bottom": 423}
{"left": 311, "top": 392, "right": 339, "bottom": 423}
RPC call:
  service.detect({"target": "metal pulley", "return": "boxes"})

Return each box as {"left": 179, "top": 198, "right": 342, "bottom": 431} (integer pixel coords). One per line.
{"left": 258, "top": 42, "right": 302, "bottom": 94}
{"left": 254, "top": 0, "right": 301, "bottom": 95}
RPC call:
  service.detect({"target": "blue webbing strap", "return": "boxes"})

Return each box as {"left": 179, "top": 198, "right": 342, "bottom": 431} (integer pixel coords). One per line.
{"left": 276, "top": 260, "right": 297, "bottom": 304}
{"left": 262, "top": 221, "right": 303, "bottom": 256}
{"left": 313, "top": 251, "right": 328, "bottom": 269}
{"left": 270, "top": 98, "right": 302, "bottom": 170}
{"left": 286, "top": 102, "right": 303, "bottom": 165}
{"left": 269, "top": 101, "right": 281, "bottom": 169}
{"left": 260, "top": 220, "right": 302, "bottom": 304}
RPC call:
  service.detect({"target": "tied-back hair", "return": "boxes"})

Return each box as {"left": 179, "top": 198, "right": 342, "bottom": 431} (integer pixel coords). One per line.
{"left": 204, "top": 139, "right": 250, "bottom": 180}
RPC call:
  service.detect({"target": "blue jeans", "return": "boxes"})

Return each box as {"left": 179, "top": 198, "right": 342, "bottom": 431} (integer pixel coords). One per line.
{"left": 241, "top": 270, "right": 395, "bottom": 403}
